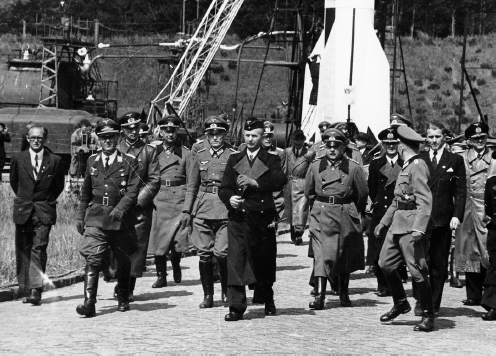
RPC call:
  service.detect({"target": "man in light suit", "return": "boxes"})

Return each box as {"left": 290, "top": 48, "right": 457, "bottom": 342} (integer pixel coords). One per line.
{"left": 10, "top": 125, "right": 65, "bottom": 305}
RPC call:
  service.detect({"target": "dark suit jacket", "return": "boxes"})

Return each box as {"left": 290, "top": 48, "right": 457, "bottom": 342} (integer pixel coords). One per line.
{"left": 420, "top": 148, "right": 466, "bottom": 228}
{"left": 10, "top": 149, "right": 65, "bottom": 225}
{"left": 219, "top": 147, "right": 287, "bottom": 214}
{"left": 0, "top": 131, "right": 11, "bottom": 158}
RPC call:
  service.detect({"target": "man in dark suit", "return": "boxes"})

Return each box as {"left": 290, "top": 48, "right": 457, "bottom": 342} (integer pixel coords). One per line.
{"left": 9, "top": 124, "right": 65, "bottom": 305}
{"left": 413, "top": 121, "right": 466, "bottom": 316}
{"left": 219, "top": 118, "right": 287, "bottom": 321}
{"left": 0, "top": 122, "right": 11, "bottom": 181}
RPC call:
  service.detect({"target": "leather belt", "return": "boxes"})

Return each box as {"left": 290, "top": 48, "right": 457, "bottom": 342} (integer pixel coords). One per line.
{"left": 161, "top": 178, "right": 186, "bottom": 187}
{"left": 200, "top": 186, "right": 220, "bottom": 194}
{"left": 92, "top": 196, "right": 119, "bottom": 207}
{"left": 316, "top": 195, "right": 352, "bottom": 204}
{"left": 397, "top": 201, "right": 416, "bottom": 210}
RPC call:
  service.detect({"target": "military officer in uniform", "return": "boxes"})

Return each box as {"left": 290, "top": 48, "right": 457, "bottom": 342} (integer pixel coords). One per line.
{"left": 148, "top": 116, "right": 192, "bottom": 288}
{"left": 282, "top": 129, "right": 315, "bottom": 245}
{"left": 219, "top": 118, "right": 287, "bottom": 321}
{"left": 114, "top": 112, "right": 160, "bottom": 301}
{"left": 367, "top": 128, "right": 403, "bottom": 297}
{"left": 375, "top": 126, "right": 435, "bottom": 332}
{"left": 184, "top": 116, "right": 236, "bottom": 308}
{"left": 310, "top": 121, "right": 331, "bottom": 150}
{"left": 455, "top": 122, "right": 493, "bottom": 306}
{"left": 76, "top": 119, "right": 140, "bottom": 317}
{"left": 305, "top": 128, "right": 368, "bottom": 310}
{"left": 390, "top": 113, "right": 413, "bottom": 128}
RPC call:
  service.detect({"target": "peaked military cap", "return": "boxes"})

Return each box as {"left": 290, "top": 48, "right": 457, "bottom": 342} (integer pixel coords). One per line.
{"left": 263, "top": 121, "right": 275, "bottom": 135}
{"left": 465, "top": 122, "right": 489, "bottom": 139}
{"left": 95, "top": 119, "right": 120, "bottom": 136}
{"left": 292, "top": 129, "right": 306, "bottom": 141}
{"left": 323, "top": 128, "right": 346, "bottom": 145}
{"left": 205, "top": 114, "right": 229, "bottom": 131}
{"left": 244, "top": 117, "right": 264, "bottom": 131}
{"left": 356, "top": 132, "right": 371, "bottom": 143}
{"left": 139, "top": 123, "right": 150, "bottom": 135}
{"left": 378, "top": 128, "right": 399, "bottom": 143}
{"left": 390, "top": 113, "right": 413, "bottom": 128}
{"left": 318, "top": 121, "right": 331, "bottom": 130}
{"left": 397, "top": 126, "right": 425, "bottom": 144}
{"left": 119, "top": 112, "right": 142, "bottom": 128}
{"left": 157, "top": 115, "right": 181, "bottom": 129}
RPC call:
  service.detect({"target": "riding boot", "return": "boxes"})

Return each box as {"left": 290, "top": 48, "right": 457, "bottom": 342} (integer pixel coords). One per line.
{"left": 129, "top": 277, "right": 136, "bottom": 302}
{"left": 339, "top": 273, "right": 352, "bottom": 307}
{"left": 116, "top": 271, "right": 131, "bottom": 312}
{"left": 449, "top": 246, "right": 462, "bottom": 288}
{"left": 76, "top": 265, "right": 98, "bottom": 317}
{"left": 309, "top": 277, "right": 327, "bottom": 310}
{"left": 199, "top": 260, "right": 214, "bottom": 308}
{"left": 152, "top": 255, "right": 168, "bottom": 288}
{"left": 215, "top": 256, "right": 228, "bottom": 302}
{"left": 413, "top": 280, "right": 435, "bottom": 332}
{"left": 264, "top": 283, "right": 276, "bottom": 315}
{"left": 170, "top": 249, "right": 182, "bottom": 283}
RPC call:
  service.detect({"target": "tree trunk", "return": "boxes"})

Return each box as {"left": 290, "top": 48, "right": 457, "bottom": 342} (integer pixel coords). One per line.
{"left": 451, "top": 9, "right": 456, "bottom": 38}
{"left": 410, "top": 4, "right": 415, "bottom": 38}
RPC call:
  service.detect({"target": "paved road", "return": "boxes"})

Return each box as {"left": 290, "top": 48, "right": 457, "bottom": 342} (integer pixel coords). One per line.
{"left": 1, "top": 231, "right": 496, "bottom": 353}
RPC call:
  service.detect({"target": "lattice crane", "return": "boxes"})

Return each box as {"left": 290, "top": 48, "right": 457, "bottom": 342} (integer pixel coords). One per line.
{"left": 148, "top": 0, "right": 245, "bottom": 125}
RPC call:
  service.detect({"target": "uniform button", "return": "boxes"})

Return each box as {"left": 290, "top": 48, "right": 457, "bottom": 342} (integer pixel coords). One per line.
{"left": 261, "top": 200, "right": 264, "bottom": 203}
{"left": 385, "top": 205, "right": 387, "bottom": 208}
{"left": 321, "top": 205, "right": 324, "bottom": 207}
{"left": 105, "top": 184, "right": 108, "bottom": 187}
{"left": 105, "top": 192, "right": 108, "bottom": 195}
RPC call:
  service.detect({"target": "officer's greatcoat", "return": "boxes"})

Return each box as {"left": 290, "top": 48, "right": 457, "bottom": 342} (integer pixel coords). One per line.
{"left": 149, "top": 142, "right": 193, "bottom": 255}
{"left": 305, "top": 155, "right": 368, "bottom": 278}
{"left": 455, "top": 147, "right": 494, "bottom": 273}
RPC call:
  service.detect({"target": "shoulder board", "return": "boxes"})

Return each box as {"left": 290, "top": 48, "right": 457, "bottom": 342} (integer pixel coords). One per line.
{"left": 197, "top": 148, "right": 207, "bottom": 153}
{"left": 147, "top": 144, "right": 156, "bottom": 149}
{"left": 230, "top": 148, "right": 239, "bottom": 153}
{"left": 372, "top": 155, "right": 381, "bottom": 160}
{"left": 182, "top": 145, "right": 190, "bottom": 151}
{"left": 89, "top": 153, "right": 98, "bottom": 158}
{"left": 125, "top": 153, "right": 136, "bottom": 159}
{"left": 196, "top": 139, "right": 204, "bottom": 144}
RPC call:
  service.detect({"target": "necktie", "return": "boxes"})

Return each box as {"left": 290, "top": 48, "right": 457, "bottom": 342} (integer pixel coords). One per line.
{"left": 390, "top": 160, "right": 394, "bottom": 167}
{"left": 33, "top": 154, "right": 39, "bottom": 179}
{"left": 432, "top": 151, "right": 438, "bottom": 170}
{"left": 105, "top": 156, "right": 110, "bottom": 171}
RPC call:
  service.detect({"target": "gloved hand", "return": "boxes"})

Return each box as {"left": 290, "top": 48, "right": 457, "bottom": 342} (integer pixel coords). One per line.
{"left": 76, "top": 220, "right": 85, "bottom": 235}
{"left": 374, "top": 223, "right": 386, "bottom": 238}
{"left": 237, "top": 174, "right": 258, "bottom": 188}
{"left": 180, "top": 212, "right": 191, "bottom": 227}
{"left": 109, "top": 208, "right": 124, "bottom": 222}
{"left": 412, "top": 231, "right": 424, "bottom": 243}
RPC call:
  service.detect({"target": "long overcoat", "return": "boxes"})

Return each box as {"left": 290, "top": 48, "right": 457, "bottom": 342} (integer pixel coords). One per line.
{"left": 305, "top": 155, "right": 368, "bottom": 278}
{"left": 455, "top": 148, "right": 493, "bottom": 273}
{"left": 149, "top": 142, "right": 192, "bottom": 255}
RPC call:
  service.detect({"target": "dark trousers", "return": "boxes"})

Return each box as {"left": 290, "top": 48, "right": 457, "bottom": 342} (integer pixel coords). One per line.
{"left": 130, "top": 206, "right": 153, "bottom": 278}
{"left": 15, "top": 213, "right": 52, "bottom": 293}
{"left": 15, "top": 212, "right": 52, "bottom": 293}
{"left": 466, "top": 267, "right": 487, "bottom": 301}
{"left": 427, "top": 225, "right": 451, "bottom": 309}
{"left": 228, "top": 283, "right": 274, "bottom": 315}
{"left": 0, "top": 158, "right": 5, "bottom": 181}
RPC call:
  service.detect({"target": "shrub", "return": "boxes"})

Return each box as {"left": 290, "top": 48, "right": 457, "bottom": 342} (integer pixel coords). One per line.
{"left": 481, "top": 63, "right": 491, "bottom": 69}
{"left": 477, "top": 78, "right": 486, "bottom": 86}
{"left": 427, "top": 83, "right": 440, "bottom": 90}
{"left": 475, "top": 48, "right": 482, "bottom": 53}
{"left": 441, "top": 108, "right": 453, "bottom": 117}
{"left": 211, "top": 64, "right": 225, "bottom": 74}
{"left": 444, "top": 66, "right": 452, "bottom": 73}
{"left": 418, "top": 88, "right": 426, "bottom": 94}
{"left": 227, "top": 60, "right": 237, "bottom": 70}
{"left": 469, "top": 75, "right": 477, "bottom": 82}
{"left": 468, "top": 38, "right": 477, "bottom": 46}
{"left": 416, "top": 96, "right": 426, "bottom": 102}
{"left": 453, "top": 82, "right": 466, "bottom": 90}
{"left": 442, "top": 90, "right": 451, "bottom": 97}
{"left": 414, "top": 79, "right": 423, "bottom": 87}
{"left": 220, "top": 73, "right": 230, "bottom": 82}
{"left": 220, "top": 50, "right": 228, "bottom": 58}
{"left": 472, "top": 87, "right": 480, "bottom": 95}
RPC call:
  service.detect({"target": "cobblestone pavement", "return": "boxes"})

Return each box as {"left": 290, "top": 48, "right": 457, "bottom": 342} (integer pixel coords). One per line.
{"left": 1, "top": 231, "right": 496, "bottom": 354}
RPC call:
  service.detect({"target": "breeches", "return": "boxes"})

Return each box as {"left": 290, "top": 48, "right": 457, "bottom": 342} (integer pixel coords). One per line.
{"left": 191, "top": 218, "right": 228, "bottom": 262}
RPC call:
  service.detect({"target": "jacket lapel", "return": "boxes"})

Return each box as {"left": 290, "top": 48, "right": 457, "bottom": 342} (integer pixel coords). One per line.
{"left": 21, "top": 150, "right": 35, "bottom": 181}
{"left": 429, "top": 150, "right": 451, "bottom": 187}
{"left": 107, "top": 152, "right": 124, "bottom": 176}
{"left": 36, "top": 150, "right": 51, "bottom": 180}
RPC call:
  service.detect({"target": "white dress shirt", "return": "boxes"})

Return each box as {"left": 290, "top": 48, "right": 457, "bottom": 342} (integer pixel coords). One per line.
{"left": 247, "top": 148, "right": 260, "bottom": 161}
{"left": 429, "top": 144, "right": 445, "bottom": 161}
{"left": 386, "top": 154, "right": 398, "bottom": 166}
{"left": 29, "top": 148, "right": 44, "bottom": 178}
{"left": 101, "top": 150, "right": 118, "bottom": 167}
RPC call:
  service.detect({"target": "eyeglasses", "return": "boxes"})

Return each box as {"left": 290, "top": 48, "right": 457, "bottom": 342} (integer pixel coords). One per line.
{"left": 29, "top": 137, "right": 44, "bottom": 141}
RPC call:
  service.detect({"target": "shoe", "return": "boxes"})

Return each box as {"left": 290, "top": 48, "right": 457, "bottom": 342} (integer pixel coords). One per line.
{"left": 413, "top": 316, "right": 435, "bottom": 332}
{"left": 462, "top": 299, "right": 481, "bottom": 306}
{"left": 340, "top": 294, "right": 352, "bottom": 307}
{"left": 172, "top": 263, "right": 182, "bottom": 284}
{"left": 380, "top": 299, "right": 411, "bottom": 322}
{"left": 376, "top": 290, "right": 391, "bottom": 297}
{"left": 225, "top": 311, "right": 243, "bottom": 321}
{"left": 265, "top": 300, "right": 276, "bottom": 316}
{"left": 199, "top": 295, "right": 214, "bottom": 309}
{"left": 450, "top": 276, "right": 463, "bottom": 288}
{"left": 294, "top": 237, "right": 303, "bottom": 246}
{"left": 414, "top": 301, "right": 423, "bottom": 316}
{"left": 310, "top": 287, "right": 316, "bottom": 296}
{"left": 76, "top": 299, "right": 96, "bottom": 317}
{"left": 117, "top": 300, "right": 130, "bottom": 312}
{"left": 481, "top": 309, "right": 496, "bottom": 321}
{"left": 22, "top": 289, "right": 41, "bottom": 305}
{"left": 152, "top": 275, "right": 167, "bottom": 288}
{"left": 309, "top": 277, "right": 327, "bottom": 310}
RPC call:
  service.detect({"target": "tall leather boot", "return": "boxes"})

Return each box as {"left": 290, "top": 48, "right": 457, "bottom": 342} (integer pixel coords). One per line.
{"left": 116, "top": 271, "right": 131, "bottom": 312}
{"left": 264, "top": 283, "right": 276, "bottom": 316}
{"left": 170, "top": 250, "right": 182, "bottom": 283}
{"left": 380, "top": 270, "right": 411, "bottom": 322}
{"left": 413, "top": 281, "right": 435, "bottom": 332}
{"left": 339, "top": 273, "right": 352, "bottom": 307}
{"left": 215, "top": 256, "right": 228, "bottom": 303}
{"left": 199, "top": 260, "right": 214, "bottom": 308}
{"left": 152, "top": 255, "right": 167, "bottom": 288}
{"left": 449, "top": 246, "right": 462, "bottom": 288}
{"left": 76, "top": 265, "right": 98, "bottom": 317}
{"left": 309, "top": 277, "right": 327, "bottom": 310}
{"left": 329, "top": 275, "right": 340, "bottom": 296}
{"left": 129, "top": 277, "right": 136, "bottom": 302}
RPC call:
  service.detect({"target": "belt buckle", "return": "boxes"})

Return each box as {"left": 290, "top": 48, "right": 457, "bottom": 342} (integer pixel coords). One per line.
{"left": 328, "top": 196, "right": 334, "bottom": 204}
{"left": 103, "top": 197, "right": 109, "bottom": 206}
{"left": 165, "top": 179, "right": 171, "bottom": 187}
{"left": 212, "top": 186, "right": 218, "bottom": 194}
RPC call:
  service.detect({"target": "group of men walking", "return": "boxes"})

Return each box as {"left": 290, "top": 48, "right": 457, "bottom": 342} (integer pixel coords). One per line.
{"left": 9, "top": 110, "right": 496, "bottom": 331}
